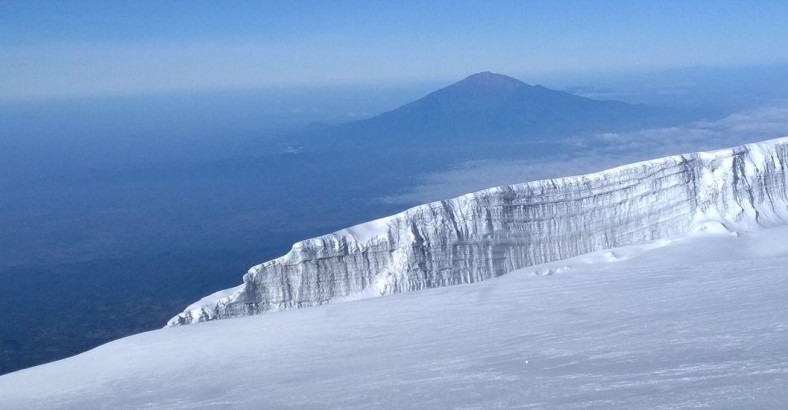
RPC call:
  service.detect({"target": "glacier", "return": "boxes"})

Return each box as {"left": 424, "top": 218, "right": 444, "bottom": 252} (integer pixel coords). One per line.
{"left": 168, "top": 137, "right": 788, "bottom": 326}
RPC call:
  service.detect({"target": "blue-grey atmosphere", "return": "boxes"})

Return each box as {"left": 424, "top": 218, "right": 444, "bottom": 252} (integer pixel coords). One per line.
{"left": 3, "top": 1, "right": 788, "bottom": 100}
{"left": 3, "top": 4, "right": 788, "bottom": 406}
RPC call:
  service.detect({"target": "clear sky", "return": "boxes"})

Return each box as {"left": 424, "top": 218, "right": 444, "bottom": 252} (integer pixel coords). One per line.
{"left": 2, "top": 0, "right": 788, "bottom": 100}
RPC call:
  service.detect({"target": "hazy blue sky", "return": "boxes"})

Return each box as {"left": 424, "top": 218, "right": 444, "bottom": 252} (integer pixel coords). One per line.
{"left": 2, "top": 0, "right": 788, "bottom": 100}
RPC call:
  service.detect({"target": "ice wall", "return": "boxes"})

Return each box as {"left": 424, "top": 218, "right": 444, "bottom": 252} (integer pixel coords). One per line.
{"left": 167, "top": 138, "right": 788, "bottom": 326}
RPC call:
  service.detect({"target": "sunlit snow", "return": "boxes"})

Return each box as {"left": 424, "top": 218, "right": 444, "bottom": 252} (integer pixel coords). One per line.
{"left": 2, "top": 226, "right": 788, "bottom": 409}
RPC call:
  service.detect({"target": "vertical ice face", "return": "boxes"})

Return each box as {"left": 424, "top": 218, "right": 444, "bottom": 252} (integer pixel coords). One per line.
{"left": 167, "top": 138, "right": 788, "bottom": 327}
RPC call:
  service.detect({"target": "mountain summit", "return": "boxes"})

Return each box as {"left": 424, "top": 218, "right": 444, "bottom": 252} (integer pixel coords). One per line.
{"left": 404, "top": 72, "right": 529, "bottom": 112}
{"left": 449, "top": 71, "right": 526, "bottom": 91}
{"left": 340, "top": 71, "right": 686, "bottom": 142}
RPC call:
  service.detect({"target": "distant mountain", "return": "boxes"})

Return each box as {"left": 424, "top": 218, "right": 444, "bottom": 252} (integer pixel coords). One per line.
{"left": 334, "top": 71, "right": 688, "bottom": 142}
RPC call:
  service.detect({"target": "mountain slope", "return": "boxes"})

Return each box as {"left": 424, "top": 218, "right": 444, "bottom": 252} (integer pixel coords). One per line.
{"left": 3, "top": 226, "right": 788, "bottom": 409}
{"left": 336, "top": 72, "right": 685, "bottom": 141}
{"left": 169, "top": 137, "right": 788, "bottom": 326}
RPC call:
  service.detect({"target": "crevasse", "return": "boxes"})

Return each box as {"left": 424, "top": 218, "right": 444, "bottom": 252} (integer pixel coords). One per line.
{"left": 167, "top": 137, "right": 788, "bottom": 327}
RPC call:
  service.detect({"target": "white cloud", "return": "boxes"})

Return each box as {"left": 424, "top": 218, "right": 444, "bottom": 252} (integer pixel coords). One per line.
{"left": 383, "top": 103, "right": 788, "bottom": 204}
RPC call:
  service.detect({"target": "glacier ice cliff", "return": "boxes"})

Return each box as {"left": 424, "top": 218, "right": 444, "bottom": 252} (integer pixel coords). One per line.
{"left": 167, "top": 137, "right": 788, "bottom": 326}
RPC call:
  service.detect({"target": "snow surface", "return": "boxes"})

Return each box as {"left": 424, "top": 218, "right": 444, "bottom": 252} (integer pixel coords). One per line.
{"left": 3, "top": 226, "right": 788, "bottom": 409}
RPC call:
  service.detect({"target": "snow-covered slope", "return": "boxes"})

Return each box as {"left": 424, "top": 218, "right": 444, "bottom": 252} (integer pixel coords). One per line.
{"left": 3, "top": 227, "right": 788, "bottom": 409}
{"left": 169, "top": 137, "right": 788, "bottom": 326}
